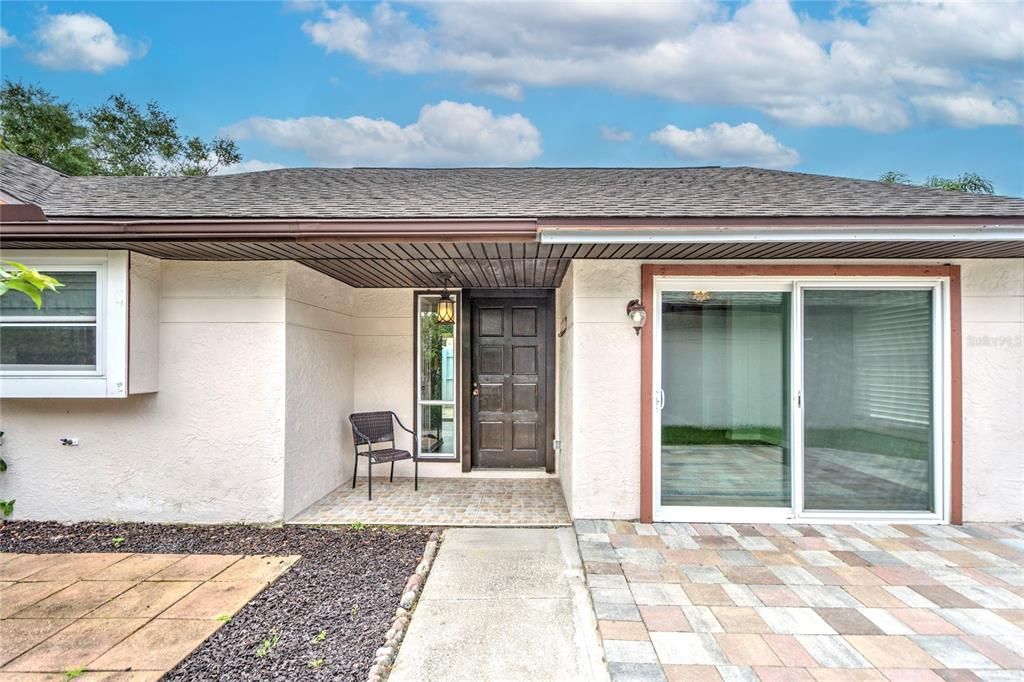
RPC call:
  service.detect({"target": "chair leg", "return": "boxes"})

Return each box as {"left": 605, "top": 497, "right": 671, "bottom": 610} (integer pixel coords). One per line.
{"left": 368, "top": 459, "right": 373, "bottom": 501}
{"left": 414, "top": 457, "right": 419, "bottom": 491}
{"left": 390, "top": 461, "right": 395, "bottom": 483}
{"left": 352, "top": 454, "right": 358, "bottom": 489}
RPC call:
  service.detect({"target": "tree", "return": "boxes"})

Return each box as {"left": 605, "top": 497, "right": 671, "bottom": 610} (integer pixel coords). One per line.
{"left": 0, "top": 81, "right": 241, "bottom": 176}
{"left": 922, "top": 172, "right": 994, "bottom": 195}
{"left": 87, "top": 94, "right": 241, "bottom": 176}
{"left": 0, "top": 82, "right": 97, "bottom": 175}
{"left": 879, "top": 170, "right": 995, "bottom": 195}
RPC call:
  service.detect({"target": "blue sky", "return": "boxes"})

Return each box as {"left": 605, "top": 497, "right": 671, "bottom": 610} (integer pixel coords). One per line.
{"left": 1, "top": 0, "right": 1022, "bottom": 195}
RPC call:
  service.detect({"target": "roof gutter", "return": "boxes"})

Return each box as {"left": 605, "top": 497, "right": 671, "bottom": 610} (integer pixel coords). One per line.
{"left": 0, "top": 217, "right": 540, "bottom": 242}
{"left": 539, "top": 223, "right": 1024, "bottom": 244}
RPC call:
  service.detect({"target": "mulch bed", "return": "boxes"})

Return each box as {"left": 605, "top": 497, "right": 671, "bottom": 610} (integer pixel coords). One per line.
{"left": 0, "top": 521, "right": 434, "bottom": 680}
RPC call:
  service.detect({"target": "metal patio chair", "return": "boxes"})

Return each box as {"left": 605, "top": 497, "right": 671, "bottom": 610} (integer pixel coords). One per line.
{"left": 349, "top": 411, "right": 418, "bottom": 500}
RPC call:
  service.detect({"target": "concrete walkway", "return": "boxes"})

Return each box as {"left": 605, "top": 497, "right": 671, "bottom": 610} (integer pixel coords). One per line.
{"left": 390, "top": 527, "right": 608, "bottom": 682}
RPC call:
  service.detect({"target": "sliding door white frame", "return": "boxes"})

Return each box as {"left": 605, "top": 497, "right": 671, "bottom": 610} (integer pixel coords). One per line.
{"left": 652, "top": 275, "right": 951, "bottom": 524}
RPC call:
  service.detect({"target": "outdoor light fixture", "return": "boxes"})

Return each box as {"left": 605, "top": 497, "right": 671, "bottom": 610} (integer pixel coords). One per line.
{"left": 436, "top": 275, "right": 456, "bottom": 325}
{"left": 691, "top": 290, "right": 712, "bottom": 303}
{"left": 626, "top": 299, "right": 647, "bottom": 335}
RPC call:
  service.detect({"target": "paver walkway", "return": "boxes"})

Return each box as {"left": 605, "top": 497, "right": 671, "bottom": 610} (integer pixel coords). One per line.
{"left": 576, "top": 521, "right": 1024, "bottom": 682}
{"left": 290, "top": 477, "right": 571, "bottom": 526}
{"left": 389, "top": 527, "right": 608, "bottom": 681}
{"left": 0, "top": 552, "right": 298, "bottom": 679}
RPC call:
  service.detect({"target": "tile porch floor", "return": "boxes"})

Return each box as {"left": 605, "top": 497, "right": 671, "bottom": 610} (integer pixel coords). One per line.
{"left": 576, "top": 520, "right": 1024, "bottom": 682}
{"left": 0, "top": 552, "right": 298, "bottom": 678}
{"left": 289, "top": 477, "right": 571, "bottom": 526}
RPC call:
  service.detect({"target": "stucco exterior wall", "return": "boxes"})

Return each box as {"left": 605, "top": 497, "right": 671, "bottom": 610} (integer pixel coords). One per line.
{"left": 0, "top": 261, "right": 287, "bottom": 523}
{"left": 561, "top": 261, "right": 644, "bottom": 519}
{"left": 562, "top": 258, "right": 1024, "bottom": 523}
{"left": 957, "top": 259, "right": 1024, "bottom": 522}
{"left": 555, "top": 265, "right": 575, "bottom": 511}
{"left": 283, "top": 263, "right": 356, "bottom": 519}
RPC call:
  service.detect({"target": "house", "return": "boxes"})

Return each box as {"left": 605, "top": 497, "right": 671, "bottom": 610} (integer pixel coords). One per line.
{"left": 1, "top": 150, "right": 1022, "bottom": 525}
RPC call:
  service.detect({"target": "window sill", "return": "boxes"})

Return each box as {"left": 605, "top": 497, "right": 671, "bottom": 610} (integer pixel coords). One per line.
{"left": 0, "top": 375, "right": 127, "bottom": 399}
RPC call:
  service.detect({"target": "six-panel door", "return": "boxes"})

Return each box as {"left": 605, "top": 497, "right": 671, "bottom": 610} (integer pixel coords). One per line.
{"left": 471, "top": 297, "right": 549, "bottom": 468}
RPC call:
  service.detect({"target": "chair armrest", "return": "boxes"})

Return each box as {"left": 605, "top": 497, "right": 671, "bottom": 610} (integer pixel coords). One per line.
{"left": 392, "top": 412, "right": 415, "bottom": 435}
{"left": 351, "top": 424, "right": 373, "bottom": 447}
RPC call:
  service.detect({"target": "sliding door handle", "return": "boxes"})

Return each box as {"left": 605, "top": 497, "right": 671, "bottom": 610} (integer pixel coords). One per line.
{"left": 654, "top": 389, "right": 665, "bottom": 410}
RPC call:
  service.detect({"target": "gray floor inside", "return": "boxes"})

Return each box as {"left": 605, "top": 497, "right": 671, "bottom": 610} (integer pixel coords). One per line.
{"left": 389, "top": 527, "right": 608, "bottom": 682}
{"left": 661, "top": 444, "right": 930, "bottom": 510}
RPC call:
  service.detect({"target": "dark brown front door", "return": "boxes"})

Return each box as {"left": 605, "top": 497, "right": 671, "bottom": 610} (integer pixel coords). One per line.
{"left": 471, "top": 293, "right": 551, "bottom": 468}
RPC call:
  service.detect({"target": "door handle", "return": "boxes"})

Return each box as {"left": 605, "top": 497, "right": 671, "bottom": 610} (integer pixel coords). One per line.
{"left": 472, "top": 382, "right": 480, "bottom": 396}
{"left": 655, "top": 389, "right": 665, "bottom": 410}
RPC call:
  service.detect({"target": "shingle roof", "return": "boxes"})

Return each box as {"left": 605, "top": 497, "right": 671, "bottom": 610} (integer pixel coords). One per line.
{"left": 2, "top": 151, "right": 1023, "bottom": 220}
{"left": 0, "top": 152, "right": 66, "bottom": 205}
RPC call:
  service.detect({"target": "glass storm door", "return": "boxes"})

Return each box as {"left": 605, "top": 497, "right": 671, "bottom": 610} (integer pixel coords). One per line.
{"left": 656, "top": 283, "right": 793, "bottom": 517}
{"left": 654, "top": 278, "right": 946, "bottom": 522}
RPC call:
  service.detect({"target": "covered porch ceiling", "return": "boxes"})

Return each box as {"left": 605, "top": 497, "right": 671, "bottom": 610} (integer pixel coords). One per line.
{"left": 2, "top": 234, "right": 1021, "bottom": 288}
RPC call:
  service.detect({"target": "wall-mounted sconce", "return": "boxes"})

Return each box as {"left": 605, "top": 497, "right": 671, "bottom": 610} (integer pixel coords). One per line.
{"left": 626, "top": 299, "right": 647, "bottom": 335}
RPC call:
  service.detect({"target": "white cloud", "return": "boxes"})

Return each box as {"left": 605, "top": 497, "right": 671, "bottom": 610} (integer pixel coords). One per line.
{"left": 300, "top": 0, "right": 1024, "bottom": 132}
{"left": 479, "top": 82, "right": 524, "bottom": 101}
{"left": 650, "top": 122, "right": 799, "bottom": 168}
{"left": 0, "top": 27, "right": 16, "bottom": 47}
{"left": 600, "top": 126, "right": 633, "bottom": 142}
{"left": 215, "top": 159, "right": 288, "bottom": 175}
{"left": 223, "top": 100, "right": 541, "bottom": 166}
{"left": 910, "top": 94, "right": 1020, "bottom": 128}
{"left": 283, "top": 0, "right": 325, "bottom": 13}
{"left": 29, "top": 12, "right": 146, "bottom": 73}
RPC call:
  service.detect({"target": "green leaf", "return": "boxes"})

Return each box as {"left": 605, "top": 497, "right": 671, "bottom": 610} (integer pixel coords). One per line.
{"left": 1, "top": 279, "right": 42, "bottom": 307}
{"left": 0, "top": 458, "right": 7, "bottom": 472}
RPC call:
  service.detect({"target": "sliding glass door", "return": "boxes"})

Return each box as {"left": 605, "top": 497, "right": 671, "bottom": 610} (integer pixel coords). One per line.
{"left": 654, "top": 278, "right": 946, "bottom": 522}
{"left": 658, "top": 285, "right": 792, "bottom": 513}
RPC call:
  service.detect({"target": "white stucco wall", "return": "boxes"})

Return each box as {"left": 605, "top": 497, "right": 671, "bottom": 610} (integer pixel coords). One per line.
{"left": 283, "top": 263, "right": 356, "bottom": 519}
{"left": 958, "top": 259, "right": 1024, "bottom": 522}
{"left": 0, "top": 261, "right": 287, "bottom": 523}
{"left": 562, "top": 258, "right": 1024, "bottom": 523}
{"left": 555, "top": 266, "right": 575, "bottom": 511}
{"left": 561, "top": 261, "right": 643, "bottom": 519}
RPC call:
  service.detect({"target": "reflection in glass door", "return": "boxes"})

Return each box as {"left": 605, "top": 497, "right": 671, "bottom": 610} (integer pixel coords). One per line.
{"left": 659, "top": 288, "right": 791, "bottom": 509}
{"left": 655, "top": 278, "right": 946, "bottom": 521}
{"left": 801, "top": 288, "right": 935, "bottom": 512}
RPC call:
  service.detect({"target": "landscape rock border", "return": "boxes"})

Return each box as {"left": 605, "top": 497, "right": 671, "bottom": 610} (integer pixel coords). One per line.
{"left": 367, "top": 528, "right": 442, "bottom": 682}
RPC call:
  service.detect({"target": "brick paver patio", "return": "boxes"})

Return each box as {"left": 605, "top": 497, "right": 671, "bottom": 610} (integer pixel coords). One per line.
{"left": 290, "top": 476, "right": 570, "bottom": 526}
{"left": 575, "top": 521, "right": 1024, "bottom": 682}
{"left": 0, "top": 552, "right": 298, "bottom": 678}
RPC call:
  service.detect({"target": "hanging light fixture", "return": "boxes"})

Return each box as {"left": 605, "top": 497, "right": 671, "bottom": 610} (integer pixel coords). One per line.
{"left": 436, "top": 274, "right": 456, "bottom": 325}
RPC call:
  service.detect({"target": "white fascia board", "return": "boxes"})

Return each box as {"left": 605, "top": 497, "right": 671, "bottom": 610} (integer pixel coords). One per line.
{"left": 539, "top": 225, "right": 1024, "bottom": 244}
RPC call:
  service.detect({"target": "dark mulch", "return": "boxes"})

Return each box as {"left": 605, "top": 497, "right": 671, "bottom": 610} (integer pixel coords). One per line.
{"left": 0, "top": 521, "right": 434, "bottom": 680}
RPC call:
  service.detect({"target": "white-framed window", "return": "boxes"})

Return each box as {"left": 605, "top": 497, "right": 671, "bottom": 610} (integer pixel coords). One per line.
{"left": 415, "top": 292, "right": 459, "bottom": 460}
{"left": 0, "top": 251, "right": 129, "bottom": 398}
